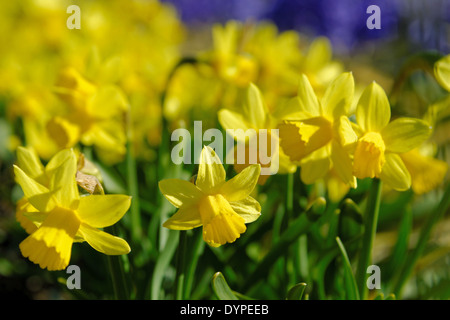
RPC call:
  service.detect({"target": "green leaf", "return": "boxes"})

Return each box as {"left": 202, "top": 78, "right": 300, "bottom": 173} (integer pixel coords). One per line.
{"left": 212, "top": 272, "right": 238, "bottom": 300}
{"left": 336, "top": 237, "right": 360, "bottom": 300}
{"left": 385, "top": 205, "right": 412, "bottom": 286}
{"left": 286, "top": 283, "right": 307, "bottom": 300}
{"left": 148, "top": 230, "right": 179, "bottom": 299}
{"left": 393, "top": 183, "right": 450, "bottom": 297}
{"left": 242, "top": 212, "right": 313, "bottom": 292}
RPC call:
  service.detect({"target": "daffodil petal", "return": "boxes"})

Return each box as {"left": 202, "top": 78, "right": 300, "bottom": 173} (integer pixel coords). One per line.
{"left": 162, "top": 204, "right": 203, "bottom": 230}
{"left": 88, "top": 123, "right": 127, "bottom": 156}
{"left": 271, "top": 96, "right": 307, "bottom": 121}
{"left": 294, "top": 74, "right": 320, "bottom": 117}
{"left": 158, "top": 179, "right": 203, "bottom": 208}
{"left": 27, "top": 191, "right": 58, "bottom": 213}
{"left": 335, "top": 115, "right": 358, "bottom": 149}
{"left": 14, "top": 165, "right": 50, "bottom": 211}
{"left": 45, "top": 149, "right": 79, "bottom": 209}
{"left": 46, "top": 116, "right": 80, "bottom": 149}
{"left": 16, "top": 146, "right": 44, "bottom": 179}
{"left": 229, "top": 196, "right": 261, "bottom": 223}
{"left": 356, "top": 82, "right": 390, "bottom": 132}
{"left": 78, "top": 224, "right": 131, "bottom": 255}
{"left": 331, "top": 141, "right": 357, "bottom": 188}
{"left": 321, "top": 72, "right": 354, "bottom": 118}
{"left": 380, "top": 153, "right": 411, "bottom": 191}
{"left": 243, "top": 83, "right": 267, "bottom": 128}
{"left": 381, "top": 118, "right": 431, "bottom": 153}
{"left": 434, "top": 54, "right": 450, "bottom": 92}
{"left": 89, "top": 85, "right": 128, "bottom": 117}
{"left": 218, "top": 109, "right": 252, "bottom": 131}
{"left": 400, "top": 149, "right": 448, "bottom": 194}
{"left": 220, "top": 164, "right": 260, "bottom": 202}
{"left": 300, "top": 146, "right": 331, "bottom": 184}
{"left": 16, "top": 197, "right": 39, "bottom": 235}
{"left": 303, "top": 37, "right": 332, "bottom": 71}
{"left": 196, "top": 146, "right": 226, "bottom": 193}
{"left": 77, "top": 195, "right": 131, "bottom": 228}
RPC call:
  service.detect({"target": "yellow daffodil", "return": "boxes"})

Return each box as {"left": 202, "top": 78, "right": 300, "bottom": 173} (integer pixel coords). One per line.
{"left": 298, "top": 37, "right": 343, "bottom": 97}
{"left": 14, "top": 147, "right": 131, "bottom": 270}
{"left": 50, "top": 67, "right": 128, "bottom": 164}
{"left": 278, "top": 72, "right": 357, "bottom": 188}
{"left": 400, "top": 148, "right": 448, "bottom": 195}
{"left": 352, "top": 82, "right": 432, "bottom": 190}
{"left": 210, "top": 21, "right": 258, "bottom": 87}
{"left": 218, "top": 83, "right": 297, "bottom": 185}
{"left": 159, "top": 146, "right": 261, "bottom": 247}
{"left": 242, "top": 22, "right": 302, "bottom": 99}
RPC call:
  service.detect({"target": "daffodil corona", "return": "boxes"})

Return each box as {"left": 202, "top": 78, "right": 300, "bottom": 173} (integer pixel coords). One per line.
{"left": 159, "top": 146, "right": 261, "bottom": 247}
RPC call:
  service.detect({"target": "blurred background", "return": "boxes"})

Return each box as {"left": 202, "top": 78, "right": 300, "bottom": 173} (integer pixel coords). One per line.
{"left": 0, "top": 0, "right": 449, "bottom": 300}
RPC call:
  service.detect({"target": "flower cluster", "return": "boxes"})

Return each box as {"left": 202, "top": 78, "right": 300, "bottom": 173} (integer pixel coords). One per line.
{"left": 1, "top": 0, "right": 449, "bottom": 301}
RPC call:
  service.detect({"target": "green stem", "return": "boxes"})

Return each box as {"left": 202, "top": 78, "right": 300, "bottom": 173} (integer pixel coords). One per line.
{"left": 105, "top": 226, "right": 130, "bottom": 300}
{"left": 393, "top": 183, "right": 450, "bottom": 297}
{"left": 286, "top": 172, "right": 294, "bottom": 216}
{"left": 126, "top": 106, "right": 142, "bottom": 243}
{"left": 356, "top": 178, "right": 382, "bottom": 300}
{"left": 183, "top": 229, "right": 204, "bottom": 299}
{"left": 174, "top": 230, "right": 187, "bottom": 300}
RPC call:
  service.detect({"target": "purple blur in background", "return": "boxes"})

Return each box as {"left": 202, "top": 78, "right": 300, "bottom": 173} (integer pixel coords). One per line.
{"left": 161, "top": 0, "right": 450, "bottom": 54}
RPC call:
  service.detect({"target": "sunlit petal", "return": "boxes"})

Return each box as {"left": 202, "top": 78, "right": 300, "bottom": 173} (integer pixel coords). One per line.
{"left": 162, "top": 204, "right": 203, "bottom": 230}
{"left": 229, "top": 196, "right": 261, "bottom": 223}
{"left": 321, "top": 72, "right": 354, "bottom": 118}
{"left": 159, "top": 179, "right": 204, "bottom": 208}
{"left": 77, "top": 194, "right": 131, "bottom": 228}
{"left": 78, "top": 224, "right": 131, "bottom": 255}
{"left": 381, "top": 118, "right": 431, "bottom": 153}
{"left": 196, "top": 146, "right": 226, "bottom": 193}
{"left": 220, "top": 164, "right": 260, "bottom": 202}
{"left": 379, "top": 153, "right": 411, "bottom": 191}
{"left": 356, "top": 82, "right": 390, "bottom": 132}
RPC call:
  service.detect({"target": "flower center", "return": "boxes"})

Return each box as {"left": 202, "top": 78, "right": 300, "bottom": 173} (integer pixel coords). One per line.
{"left": 199, "top": 194, "right": 246, "bottom": 247}
{"left": 353, "top": 131, "right": 386, "bottom": 179}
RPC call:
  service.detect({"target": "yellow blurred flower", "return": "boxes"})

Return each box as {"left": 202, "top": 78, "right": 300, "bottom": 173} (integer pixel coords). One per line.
{"left": 210, "top": 21, "right": 258, "bottom": 87}
{"left": 14, "top": 147, "right": 131, "bottom": 270}
{"left": 159, "top": 146, "right": 261, "bottom": 247}
{"left": 51, "top": 67, "right": 129, "bottom": 164}
{"left": 352, "top": 82, "right": 432, "bottom": 190}
{"left": 278, "top": 72, "right": 357, "bottom": 187}
{"left": 400, "top": 148, "right": 448, "bottom": 195}
{"left": 297, "top": 37, "right": 344, "bottom": 97}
